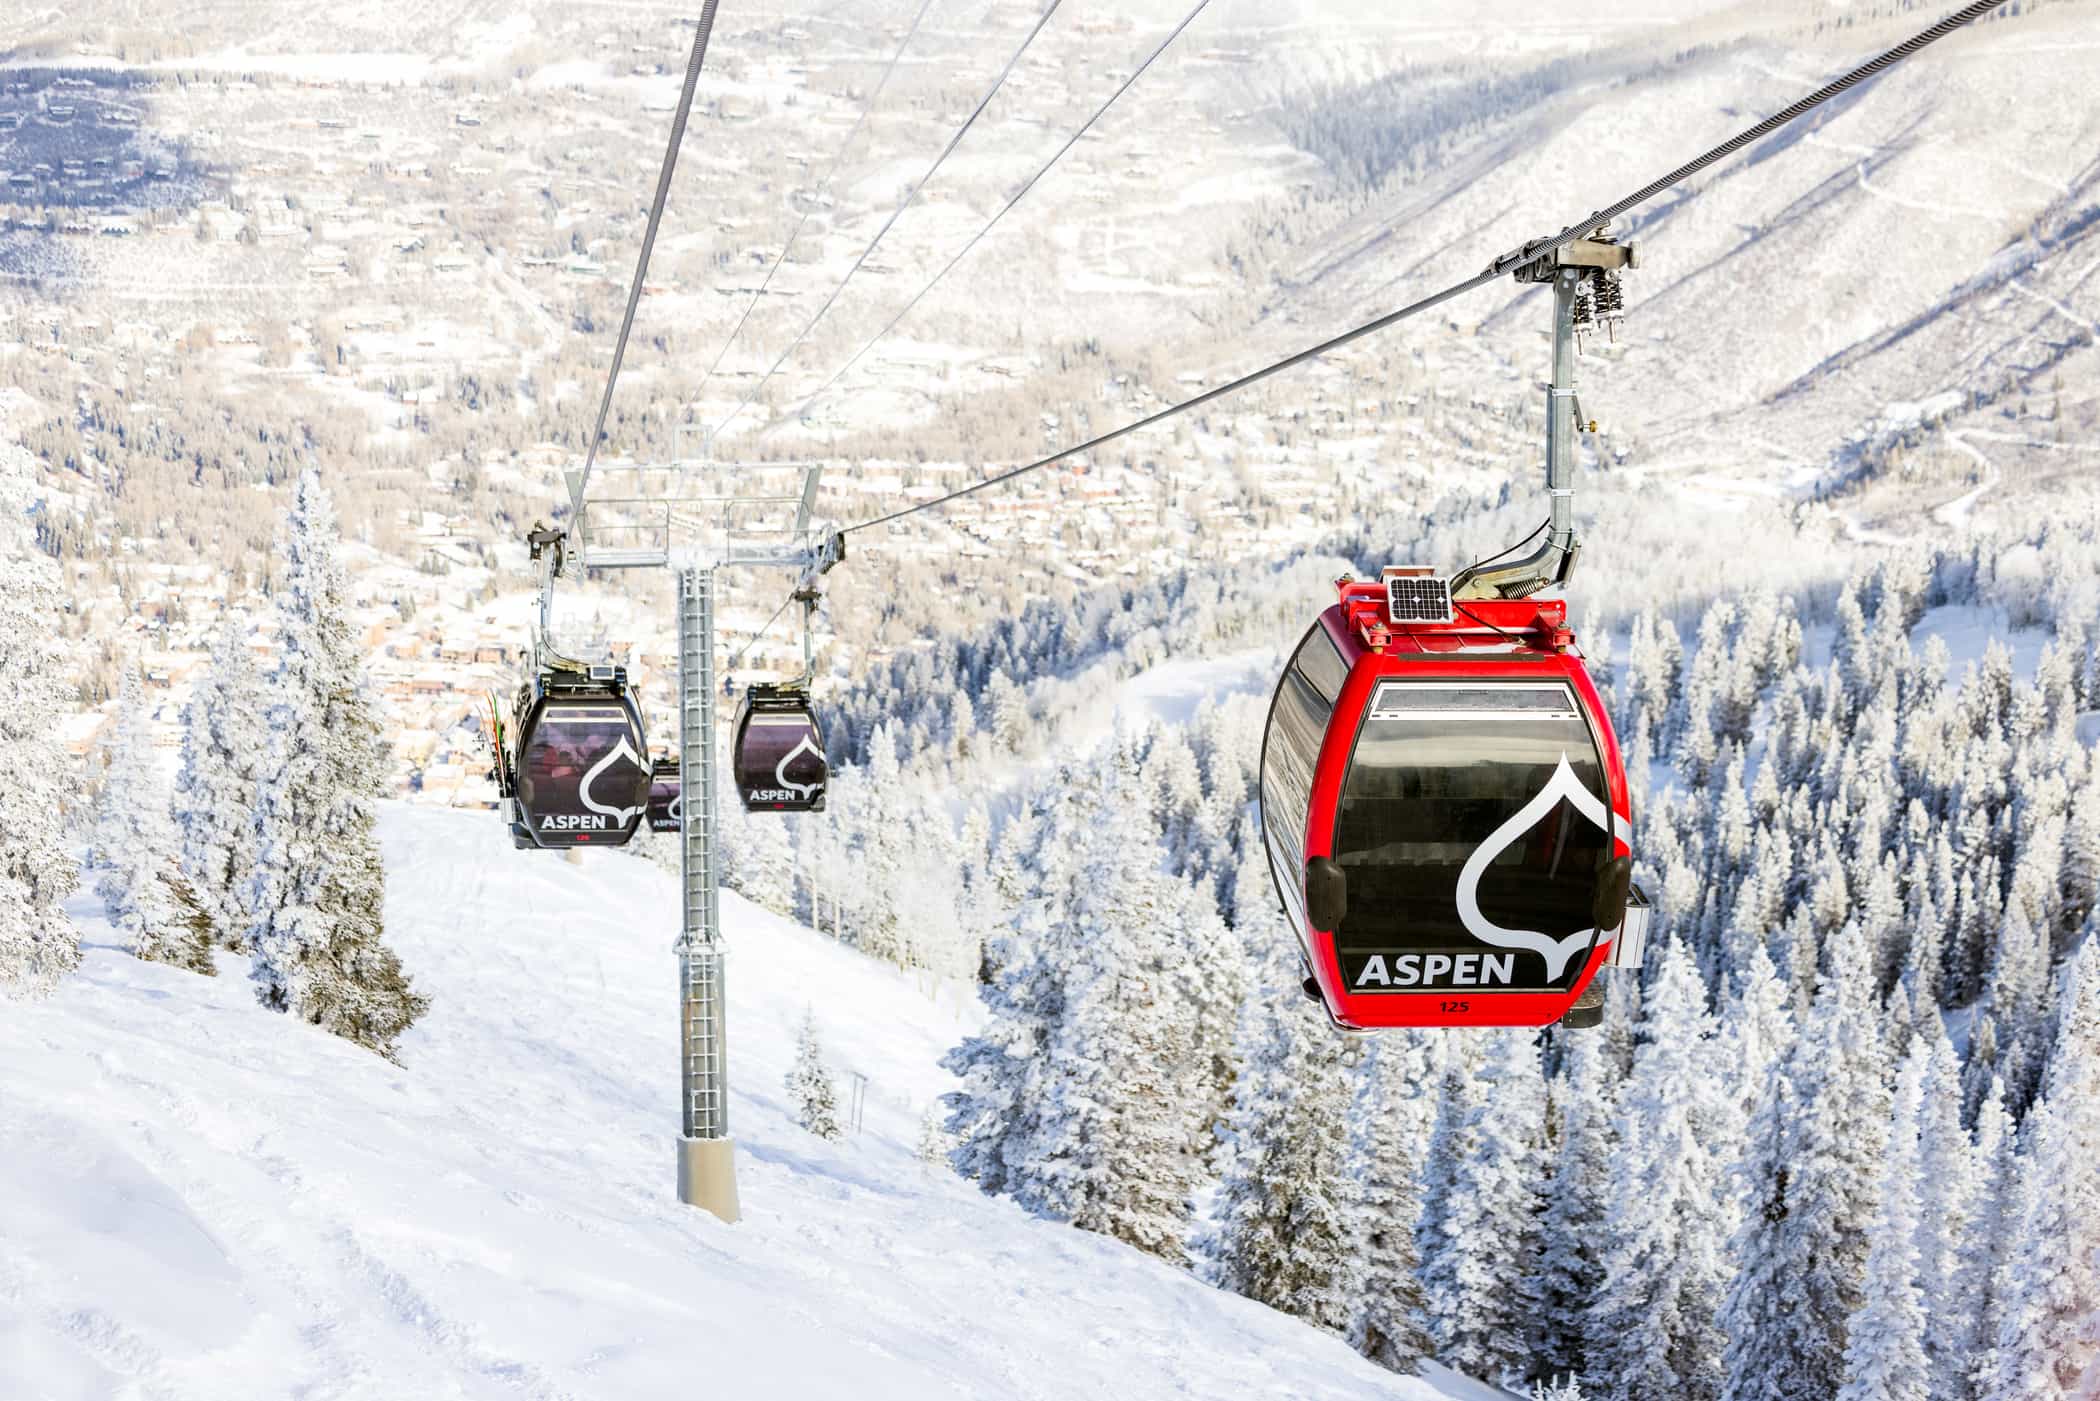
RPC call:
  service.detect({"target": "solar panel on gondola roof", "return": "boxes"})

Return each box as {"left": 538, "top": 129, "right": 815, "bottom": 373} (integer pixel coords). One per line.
{"left": 1382, "top": 569, "right": 1452, "bottom": 624}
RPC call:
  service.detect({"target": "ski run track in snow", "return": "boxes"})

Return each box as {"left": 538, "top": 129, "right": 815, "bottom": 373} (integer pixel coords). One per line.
{"left": 0, "top": 803, "right": 1467, "bottom": 1401}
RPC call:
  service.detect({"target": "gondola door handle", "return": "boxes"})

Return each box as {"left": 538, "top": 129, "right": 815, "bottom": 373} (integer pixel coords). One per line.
{"left": 1592, "top": 855, "right": 1633, "bottom": 933}
{"left": 1305, "top": 858, "right": 1348, "bottom": 932}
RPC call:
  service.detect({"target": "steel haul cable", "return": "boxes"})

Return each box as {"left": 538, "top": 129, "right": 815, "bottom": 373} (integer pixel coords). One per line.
{"left": 574, "top": 0, "right": 724, "bottom": 507}
{"left": 694, "top": 0, "right": 939, "bottom": 409}
{"left": 1519, "top": 0, "right": 2008, "bottom": 270}
{"left": 830, "top": 0, "right": 2007, "bottom": 541}
{"left": 729, "top": 592, "right": 800, "bottom": 670}
{"left": 769, "top": 0, "right": 1213, "bottom": 434}
{"left": 709, "top": 0, "right": 1068, "bottom": 444}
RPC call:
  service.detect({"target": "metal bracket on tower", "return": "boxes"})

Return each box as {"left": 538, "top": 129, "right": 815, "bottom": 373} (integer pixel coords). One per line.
{"left": 1508, "top": 231, "right": 1638, "bottom": 283}
{"left": 797, "top": 530, "right": 845, "bottom": 593}
{"left": 526, "top": 523, "right": 610, "bottom": 675}
{"left": 1452, "top": 228, "right": 1634, "bottom": 602}
{"left": 527, "top": 522, "right": 567, "bottom": 573}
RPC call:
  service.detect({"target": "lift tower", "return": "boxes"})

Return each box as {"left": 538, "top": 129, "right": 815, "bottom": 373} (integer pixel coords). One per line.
{"left": 562, "top": 456, "right": 840, "bottom": 1221}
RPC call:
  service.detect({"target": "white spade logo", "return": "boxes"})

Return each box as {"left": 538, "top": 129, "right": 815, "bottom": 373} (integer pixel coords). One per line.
{"left": 667, "top": 792, "right": 683, "bottom": 824}
{"left": 579, "top": 736, "right": 647, "bottom": 825}
{"left": 775, "top": 735, "right": 825, "bottom": 801}
{"left": 1454, "top": 753, "right": 1615, "bottom": 982}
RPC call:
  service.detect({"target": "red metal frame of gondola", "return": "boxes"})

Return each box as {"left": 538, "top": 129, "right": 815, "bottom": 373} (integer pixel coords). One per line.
{"left": 1297, "top": 583, "right": 1632, "bottom": 1030}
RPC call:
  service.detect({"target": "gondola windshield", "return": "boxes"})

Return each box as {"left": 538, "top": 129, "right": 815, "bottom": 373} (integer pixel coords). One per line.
{"left": 1333, "top": 681, "right": 1608, "bottom": 993}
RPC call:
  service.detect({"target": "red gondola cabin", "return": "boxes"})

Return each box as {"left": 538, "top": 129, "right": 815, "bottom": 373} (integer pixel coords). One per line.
{"left": 1259, "top": 572, "right": 1649, "bottom": 1030}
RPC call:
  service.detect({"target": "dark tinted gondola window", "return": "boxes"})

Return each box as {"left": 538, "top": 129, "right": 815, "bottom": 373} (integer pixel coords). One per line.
{"left": 1260, "top": 626, "right": 1345, "bottom": 928}
{"left": 1331, "top": 682, "right": 1607, "bottom": 992}
{"left": 522, "top": 707, "right": 641, "bottom": 789}
{"left": 1292, "top": 623, "right": 1349, "bottom": 701}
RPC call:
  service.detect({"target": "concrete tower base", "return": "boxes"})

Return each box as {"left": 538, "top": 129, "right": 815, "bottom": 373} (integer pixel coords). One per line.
{"left": 677, "top": 1136, "right": 740, "bottom": 1222}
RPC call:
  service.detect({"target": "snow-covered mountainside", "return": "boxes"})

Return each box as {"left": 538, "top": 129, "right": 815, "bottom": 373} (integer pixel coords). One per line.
{"left": 7, "top": 3, "right": 2100, "bottom": 1396}
{"left": 0, "top": 803, "right": 1455, "bottom": 1401}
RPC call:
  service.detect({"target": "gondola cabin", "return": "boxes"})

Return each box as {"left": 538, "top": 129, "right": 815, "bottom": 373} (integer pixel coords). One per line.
{"left": 648, "top": 758, "right": 683, "bottom": 833}
{"left": 1259, "top": 572, "right": 1648, "bottom": 1030}
{"left": 731, "top": 683, "right": 827, "bottom": 813}
{"left": 503, "top": 665, "right": 651, "bottom": 850}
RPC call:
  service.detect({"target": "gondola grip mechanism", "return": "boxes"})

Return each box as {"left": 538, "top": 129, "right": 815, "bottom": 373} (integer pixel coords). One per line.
{"left": 796, "top": 530, "right": 846, "bottom": 593}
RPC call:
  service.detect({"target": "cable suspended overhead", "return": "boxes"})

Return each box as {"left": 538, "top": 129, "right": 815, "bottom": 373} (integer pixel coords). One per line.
{"left": 709, "top": 0, "right": 1069, "bottom": 444}
{"left": 694, "top": 0, "right": 940, "bottom": 407}
{"left": 768, "top": 0, "right": 1214, "bottom": 435}
{"left": 718, "top": 0, "right": 2006, "bottom": 665}
{"left": 574, "top": 0, "right": 725, "bottom": 509}
{"left": 831, "top": 0, "right": 2007, "bottom": 539}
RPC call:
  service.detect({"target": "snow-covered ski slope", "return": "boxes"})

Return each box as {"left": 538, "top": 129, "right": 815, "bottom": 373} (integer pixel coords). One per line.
{"left": 0, "top": 804, "right": 1454, "bottom": 1401}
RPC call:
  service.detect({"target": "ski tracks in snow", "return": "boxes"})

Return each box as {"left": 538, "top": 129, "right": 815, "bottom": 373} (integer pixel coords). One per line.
{"left": 11, "top": 1001, "right": 577, "bottom": 1400}
{"left": 2, "top": 808, "right": 1448, "bottom": 1401}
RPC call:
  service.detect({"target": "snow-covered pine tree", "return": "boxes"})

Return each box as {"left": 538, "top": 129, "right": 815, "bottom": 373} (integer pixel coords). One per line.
{"left": 1960, "top": 1013, "right": 2001, "bottom": 1128}
{"left": 1720, "top": 1020, "right": 1805, "bottom": 1401}
{"left": 914, "top": 1102, "right": 951, "bottom": 1167}
{"left": 159, "top": 875, "right": 219, "bottom": 976}
{"left": 1719, "top": 922, "right": 1892, "bottom": 1401}
{"left": 721, "top": 789, "right": 797, "bottom": 917}
{"left": 89, "top": 665, "right": 210, "bottom": 972}
{"left": 1717, "top": 940, "right": 1793, "bottom": 1215}
{"left": 1587, "top": 939, "right": 1731, "bottom": 1401}
{"left": 1434, "top": 1027, "right": 1549, "bottom": 1387}
{"left": 896, "top": 845, "right": 979, "bottom": 989}
{"left": 1142, "top": 729, "right": 1203, "bottom": 874}
{"left": 1190, "top": 813, "right": 1276, "bottom": 1104}
{"left": 1910, "top": 1027, "right": 1981, "bottom": 1401}
{"left": 247, "top": 470, "right": 426, "bottom": 1058}
{"left": 1622, "top": 609, "right": 1681, "bottom": 741}
{"left": 787, "top": 1007, "right": 844, "bottom": 1142}
{"left": 1954, "top": 1075, "right": 2016, "bottom": 1401}
{"left": 174, "top": 610, "right": 269, "bottom": 951}
{"left": 1835, "top": 1041, "right": 1930, "bottom": 1401}
{"left": 942, "top": 798, "right": 1058, "bottom": 1198}
{"left": 1534, "top": 1019, "right": 1618, "bottom": 1384}
{"left": 1343, "top": 1035, "right": 1433, "bottom": 1373}
{"left": 1983, "top": 939, "right": 2100, "bottom": 1398}
{"left": 0, "top": 450, "right": 80, "bottom": 996}
{"left": 861, "top": 725, "right": 905, "bottom": 951}
{"left": 1201, "top": 925, "right": 1355, "bottom": 1334}
{"left": 1415, "top": 1042, "right": 1485, "bottom": 1362}
{"left": 1004, "top": 745, "right": 1210, "bottom": 1265}
{"left": 984, "top": 667, "right": 1027, "bottom": 752}
{"left": 1983, "top": 898, "right": 2052, "bottom": 1116}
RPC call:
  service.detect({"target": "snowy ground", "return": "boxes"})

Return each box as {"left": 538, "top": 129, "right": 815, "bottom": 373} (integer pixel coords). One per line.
{"left": 1908, "top": 602, "right": 2052, "bottom": 680}
{"left": 0, "top": 804, "right": 1450, "bottom": 1401}
{"left": 1108, "top": 649, "right": 1278, "bottom": 730}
